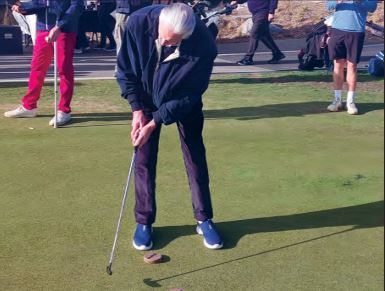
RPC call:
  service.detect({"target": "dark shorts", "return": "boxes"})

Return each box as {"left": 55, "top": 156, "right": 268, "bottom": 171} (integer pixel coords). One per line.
{"left": 328, "top": 28, "right": 366, "bottom": 64}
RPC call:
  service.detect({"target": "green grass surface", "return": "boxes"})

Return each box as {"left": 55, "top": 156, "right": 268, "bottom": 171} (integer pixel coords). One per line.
{"left": 0, "top": 71, "right": 384, "bottom": 291}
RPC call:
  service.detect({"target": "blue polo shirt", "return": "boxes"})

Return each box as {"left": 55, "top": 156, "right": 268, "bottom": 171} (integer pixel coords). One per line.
{"left": 327, "top": 0, "right": 378, "bottom": 32}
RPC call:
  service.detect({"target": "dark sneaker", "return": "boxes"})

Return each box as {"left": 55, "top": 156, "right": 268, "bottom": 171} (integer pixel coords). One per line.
{"left": 267, "top": 52, "right": 286, "bottom": 64}
{"left": 133, "top": 224, "right": 153, "bottom": 251}
{"left": 196, "top": 220, "right": 223, "bottom": 250}
{"left": 237, "top": 58, "right": 255, "bottom": 66}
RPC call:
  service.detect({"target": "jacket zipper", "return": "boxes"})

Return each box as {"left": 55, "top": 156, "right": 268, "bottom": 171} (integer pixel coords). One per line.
{"left": 155, "top": 39, "right": 162, "bottom": 71}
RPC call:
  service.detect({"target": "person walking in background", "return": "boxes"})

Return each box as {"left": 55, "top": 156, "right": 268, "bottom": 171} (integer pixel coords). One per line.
{"left": 96, "top": 0, "right": 116, "bottom": 51}
{"left": 0, "top": 0, "right": 12, "bottom": 25}
{"left": 326, "top": 0, "right": 377, "bottom": 115}
{"left": 0, "top": 0, "right": 7, "bottom": 24}
{"left": 113, "top": 0, "right": 152, "bottom": 74}
{"left": 75, "top": 6, "right": 91, "bottom": 54}
{"left": 11, "top": 0, "right": 38, "bottom": 46}
{"left": 117, "top": 3, "right": 224, "bottom": 251}
{"left": 232, "top": 0, "right": 285, "bottom": 65}
{"left": 4, "top": 0, "right": 84, "bottom": 126}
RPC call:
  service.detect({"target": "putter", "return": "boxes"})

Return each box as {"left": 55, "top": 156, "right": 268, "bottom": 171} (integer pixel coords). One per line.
{"left": 46, "top": 5, "right": 59, "bottom": 128}
{"left": 44, "top": 34, "right": 59, "bottom": 127}
{"left": 107, "top": 147, "right": 137, "bottom": 276}
{"left": 53, "top": 39, "right": 58, "bottom": 128}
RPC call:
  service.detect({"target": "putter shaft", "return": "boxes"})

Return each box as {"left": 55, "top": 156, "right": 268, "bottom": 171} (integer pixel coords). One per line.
{"left": 107, "top": 148, "right": 137, "bottom": 275}
{"left": 54, "top": 41, "right": 58, "bottom": 128}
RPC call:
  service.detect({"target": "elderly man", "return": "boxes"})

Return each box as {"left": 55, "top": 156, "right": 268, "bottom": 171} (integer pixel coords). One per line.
{"left": 117, "top": 3, "right": 224, "bottom": 250}
{"left": 326, "top": 0, "right": 378, "bottom": 115}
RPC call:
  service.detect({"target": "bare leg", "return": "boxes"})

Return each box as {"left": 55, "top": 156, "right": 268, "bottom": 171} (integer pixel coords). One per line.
{"left": 346, "top": 61, "right": 359, "bottom": 114}
{"left": 346, "top": 61, "right": 358, "bottom": 92}
{"left": 327, "top": 59, "right": 346, "bottom": 112}
{"left": 333, "top": 59, "right": 346, "bottom": 90}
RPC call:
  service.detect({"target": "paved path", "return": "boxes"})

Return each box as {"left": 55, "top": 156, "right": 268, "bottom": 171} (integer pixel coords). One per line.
{"left": 0, "top": 38, "right": 383, "bottom": 83}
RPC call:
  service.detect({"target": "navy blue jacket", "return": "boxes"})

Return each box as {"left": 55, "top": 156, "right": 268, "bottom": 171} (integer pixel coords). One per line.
{"left": 22, "top": 0, "right": 84, "bottom": 33}
{"left": 115, "top": 0, "right": 152, "bottom": 14}
{"left": 116, "top": 5, "right": 218, "bottom": 125}
{"left": 238, "top": 0, "right": 278, "bottom": 15}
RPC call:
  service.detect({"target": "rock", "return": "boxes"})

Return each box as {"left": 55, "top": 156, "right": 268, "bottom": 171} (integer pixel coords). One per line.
{"left": 238, "top": 18, "right": 285, "bottom": 36}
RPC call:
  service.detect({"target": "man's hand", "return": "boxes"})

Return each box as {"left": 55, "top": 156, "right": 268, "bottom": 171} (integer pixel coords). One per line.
{"left": 131, "top": 110, "right": 149, "bottom": 145}
{"left": 45, "top": 26, "right": 61, "bottom": 43}
{"left": 268, "top": 13, "right": 275, "bottom": 22}
{"left": 133, "top": 120, "right": 157, "bottom": 148}
{"left": 230, "top": 1, "right": 238, "bottom": 6}
{"left": 12, "top": 4, "right": 26, "bottom": 14}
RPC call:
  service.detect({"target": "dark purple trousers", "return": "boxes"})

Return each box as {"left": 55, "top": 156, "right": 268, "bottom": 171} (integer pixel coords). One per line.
{"left": 134, "top": 109, "right": 214, "bottom": 225}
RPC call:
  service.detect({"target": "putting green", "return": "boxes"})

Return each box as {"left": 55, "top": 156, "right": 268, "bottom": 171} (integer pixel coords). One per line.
{"left": 0, "top": 71, "right": 383, "bottom": 290}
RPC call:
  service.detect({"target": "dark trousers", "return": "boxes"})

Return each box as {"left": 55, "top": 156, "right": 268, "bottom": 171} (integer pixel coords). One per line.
{"left": 134, "top": 109, "right": 213, "bottom": 225}
{"left": 245, "top": 12, "right": 281, "bottom": 59}
{"left": 76, "top": 13, "right": 89, "bottom": 49}
{"left": 97, "top": 3, "right": 116, "bottom": 47}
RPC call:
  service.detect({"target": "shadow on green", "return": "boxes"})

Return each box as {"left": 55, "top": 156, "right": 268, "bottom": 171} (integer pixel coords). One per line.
{"left": 210, "top": 73, "right": 382, "bottom": 84}
{"left": 144, "top": 201, "right": 384, "bottom": 287}
{"left": 56, "top": 101, "right": 384, "bottom": 128}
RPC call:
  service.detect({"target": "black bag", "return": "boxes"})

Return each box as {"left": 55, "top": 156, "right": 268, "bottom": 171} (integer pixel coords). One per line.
{"left": 298, "top": 20, "right": 329, "bottom": 71}
{"left": 298, "top": 49, "right": 325, "bottom": 71}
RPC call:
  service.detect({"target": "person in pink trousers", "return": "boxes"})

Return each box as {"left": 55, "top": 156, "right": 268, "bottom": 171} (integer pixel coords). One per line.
{"left": 4, "top": 0, "right": 84, "bottom": 126}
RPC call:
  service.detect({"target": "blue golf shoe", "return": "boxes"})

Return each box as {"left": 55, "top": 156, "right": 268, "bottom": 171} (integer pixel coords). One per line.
{"left": 133, "top": 224, "right": 153, "bottom": 251}
{"left": 196, "top": 220, "right": 224, "bottom": 250}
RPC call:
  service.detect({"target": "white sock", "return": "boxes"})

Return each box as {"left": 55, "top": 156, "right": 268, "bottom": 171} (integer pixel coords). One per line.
{"left": 334, "top": 90, "right": 342, "bottom": 102}
{"left": 347, "top": 91, "right": 356, "bottom": 104}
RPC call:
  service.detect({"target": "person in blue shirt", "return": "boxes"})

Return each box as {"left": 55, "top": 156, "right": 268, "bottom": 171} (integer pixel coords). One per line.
{"left": 326, "top": 0, "right": 378, "bottom": 115}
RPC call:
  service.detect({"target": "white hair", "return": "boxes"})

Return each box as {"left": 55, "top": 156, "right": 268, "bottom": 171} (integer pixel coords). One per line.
{"left": 159, "top": 3, "right": 196, "bottom": 39}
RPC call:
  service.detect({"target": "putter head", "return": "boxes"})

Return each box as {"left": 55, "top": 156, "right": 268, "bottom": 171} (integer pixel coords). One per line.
{"left": 106, "top": 264, "right": 113, "bottom": 276}
{"left": 143, "top": 278, "right": 162, "bottom": 288}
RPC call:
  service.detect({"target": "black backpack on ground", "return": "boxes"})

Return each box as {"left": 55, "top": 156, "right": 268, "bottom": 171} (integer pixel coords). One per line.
{"left": 298, "top": 20, "right": 330, "bottom": 71}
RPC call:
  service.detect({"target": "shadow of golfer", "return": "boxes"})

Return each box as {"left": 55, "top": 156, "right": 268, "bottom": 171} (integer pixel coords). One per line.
{"left": 59, "top": 112, "right": 132, "bottom": 128}
{"left": 153, "top": 200, "right": 384, "bottom": 250}
{"left": 145, "top": 201, "right": 383, "bottom": 287}
{"left": 42, "top": 101, "right": 384, "bottom": 128}
{"left": 145, "top": 228, "right": 355, "bottom": 288}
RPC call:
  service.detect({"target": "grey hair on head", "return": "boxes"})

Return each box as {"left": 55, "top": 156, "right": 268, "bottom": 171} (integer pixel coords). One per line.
{"left": 159, "top": 3, "right": 196, "bottom": 39}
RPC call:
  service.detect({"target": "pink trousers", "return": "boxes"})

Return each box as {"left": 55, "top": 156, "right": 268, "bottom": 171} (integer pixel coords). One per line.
{"left": 22, "top": 31, "right": 77, "bottom": 113}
